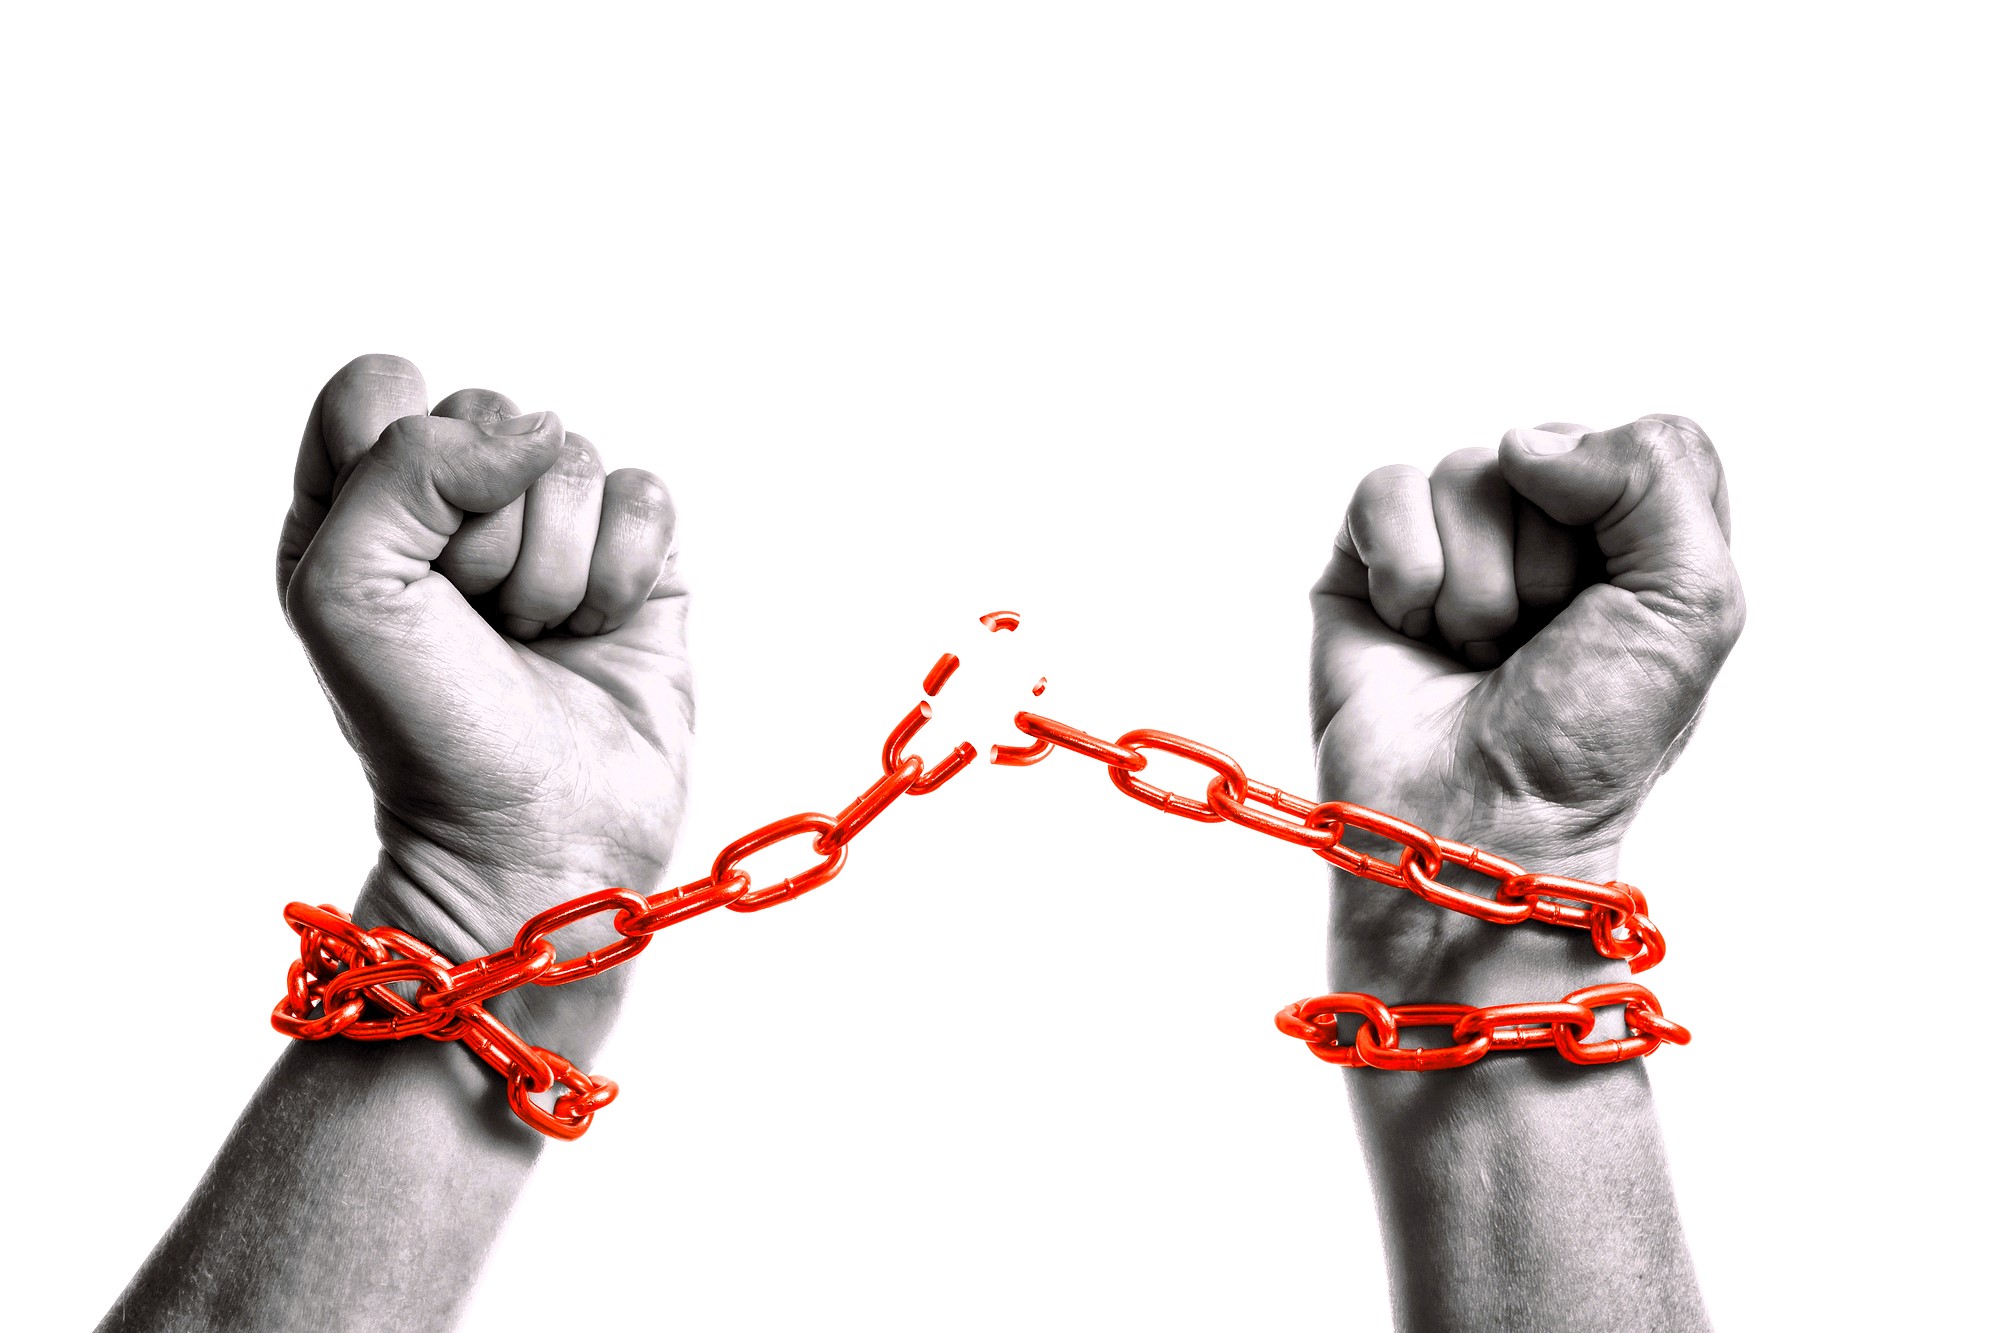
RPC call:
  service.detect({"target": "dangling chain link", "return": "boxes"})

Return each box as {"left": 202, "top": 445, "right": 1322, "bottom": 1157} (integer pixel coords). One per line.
{"left": 273, "top": 614, "right": 1689, "bottom": 1139}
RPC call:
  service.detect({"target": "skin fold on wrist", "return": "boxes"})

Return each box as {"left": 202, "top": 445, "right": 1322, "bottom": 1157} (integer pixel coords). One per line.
{"left": 1328, "top": 820, "right": 1630, "bottom": 992}
{"left": 350, "top": 855, "right": 635, "bottom": 1061}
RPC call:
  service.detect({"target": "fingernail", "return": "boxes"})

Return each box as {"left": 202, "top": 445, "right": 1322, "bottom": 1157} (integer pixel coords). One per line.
{"left": 1401, "top": 608, "right": 1434, "bottom": 640}
{"left": 503, "top": 615, "right": 544, "bottom": 640}
{"left": 1514, "top": 426, "right": 1578, "bottom": 456}
{"left": 494, "top": 411, "right": 550, "bottom": 436}
{"left": 567, "top": 607, "right": 605, "bottom": 637}
{"left": 1464, "top": 639, "right": 1502, "bottom": 667}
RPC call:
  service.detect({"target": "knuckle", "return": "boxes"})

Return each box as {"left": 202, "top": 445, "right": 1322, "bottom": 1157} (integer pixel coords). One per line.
{"left": 1627, "top": 415, "right": 1716, "bottom": 472}
{"left": 1448, "top": 565, "right": 1514, "bottom": 607}
{"left": 602, "top": 564, "right": 657, "bottom": 610}
{"left": 1438, "top": 587, "right": 1515, "bottom": 633}
{"left": 1675, "top": 559, "right": 1747, "bottom": 636}
{"left": 1625, "top": 415, "right": 1681, "bottom": 458}
{"left": 1710, "top": 569, "right": 1749, "bottom": 644}
{"left": 1432, "top": 445, "right": 1498, "bottom": 477}
{"left": 553, "top": 432, "right": 603, "bottom": 478}
{"left": 506, "top": 585, "right": 583, "bottom": 622}
{"left": 1354, "top": 463, "right": 1424, "bottom": 505}
{"left": 1643, "top": 412, "right": 1709, "bottom": 443}
{"left": 432, "top": 387, "right": 517, "bottom": 423}
{"left": 282, "top": 554, "right": 324, "bottom": 628}
{"left": 282, "top": 550, "right": 347, "bottom": 634}
{"left": 372, "top": 413, "right": 442, "bottom": 463}
{"left": 334, "top": 352, "right": 421, "bottom": 388}
{"left": 1377, "top": 556, "right": 1444, "bottom": 600}
{"left": 611, "top": 468, "right": 673, "bottom": 520}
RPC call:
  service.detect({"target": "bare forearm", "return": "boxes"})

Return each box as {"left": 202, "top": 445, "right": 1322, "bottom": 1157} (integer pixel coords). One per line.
{"left": 1335, "top": 875, "right": 1709, "bottom": 1333}
{"left": 101, "top": 861, "right": 624, "bottom": 1333}
{"left": 1347, "top": 1045, "right": 1706, "bottom": 1331}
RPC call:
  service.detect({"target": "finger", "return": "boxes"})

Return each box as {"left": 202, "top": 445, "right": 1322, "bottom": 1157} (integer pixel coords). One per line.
{"left": 1641, "top": 413, "right": 1732, "bottom": 541}
{"left": 1340, "top": 464, "right": 1446, "bottom": 640}
{"left": 1307, "top": 575, "right": 1453, "bottom": 743}
{"left": 566, "top": 469, "right": 676, "bottom": 637}
{"left": 430, "top": 388, "right": 527, "bottom": 595}
{"left": 1513, "top": 497, "right": 1580, "bottom": 608}
{"left": 291, "top": 411, "right": 564, "bottom": 595}
{"left": 1428, "top": 448, "right": 1517, "bottom": 664}
{"left": 1497, "top": 417, "right": 1746, "bottom": 714}
{"left": 495, "top": 432, "right": 606, "bottom": 640}
{"left": 278, "top": 354, "right": 430, "bottom": 607}
{"left": 1514, "top": 422, "right": 1591, "bottom": 612}
{"left": 531, "top": 585, "right": 696, "bottom": 756}
{"left": 432, "top": 388, "right": 518, "bottom": 426}
{"left": 285, "top": 411, "right": 567, "bottom": 766}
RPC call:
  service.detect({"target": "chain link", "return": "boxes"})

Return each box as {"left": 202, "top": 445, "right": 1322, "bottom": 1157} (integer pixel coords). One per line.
{"left": 274, "top": 612, "right": 1689, "bottom": 1137}
{"left": 1273, "top": 984, "right": 1691, "bottom": 1069}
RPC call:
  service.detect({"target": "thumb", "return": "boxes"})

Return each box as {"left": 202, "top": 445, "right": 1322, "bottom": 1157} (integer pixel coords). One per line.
{"left": 285, "top": 410, "right": 566, "bottom": 775}
{"left": 299, "top": 410, "right": 565, "bottom": 594}
{"left": 1496, "top": 415, "right": 1746, "bottom": 744}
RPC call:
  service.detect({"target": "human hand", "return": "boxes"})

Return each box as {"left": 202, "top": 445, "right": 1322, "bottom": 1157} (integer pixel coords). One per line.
{"left": 1309, "top": 416, "right": 1744, "bottom": 998}
{"left": 277, "top": 355, "right": 692, "bottom": 1041}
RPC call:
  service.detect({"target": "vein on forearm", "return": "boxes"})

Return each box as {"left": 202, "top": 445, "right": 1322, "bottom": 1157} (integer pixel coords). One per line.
{"left": 1347, "top": 1058, "right": 1709, "bottom": 1333}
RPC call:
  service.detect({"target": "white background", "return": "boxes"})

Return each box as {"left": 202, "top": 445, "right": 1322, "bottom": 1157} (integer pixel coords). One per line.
{"left": 4, "top": 4, "right": 1993, "bottom": 1329}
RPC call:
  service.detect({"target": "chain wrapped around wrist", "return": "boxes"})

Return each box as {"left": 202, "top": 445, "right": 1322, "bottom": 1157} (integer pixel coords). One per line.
{"left": 273, "top": 612, "right": 1690, "bottom": 1139}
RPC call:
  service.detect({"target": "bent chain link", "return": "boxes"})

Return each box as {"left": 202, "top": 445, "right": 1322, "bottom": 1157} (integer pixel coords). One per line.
{"left": 273, "top": 614, "right": 1688, "bottom": 1139}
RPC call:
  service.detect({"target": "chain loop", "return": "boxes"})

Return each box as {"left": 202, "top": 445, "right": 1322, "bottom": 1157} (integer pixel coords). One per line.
{"left": 615, "top": 872, "right": 752, "bottom": 935}
{"left": 880, "top": 700, "right": 978, "bottom": 795}
{"left": 416, "top": 939, "right": 558, "bottom": 1011}
{"left": 1107, "top": 729, "right": 1249, "bottom": 823}
{"left": 1555, "top": 982, "right": 1691, "bottom": 1063}
{"left": 506, "top": 1050, "right": 611, "bottom": 1140}
{"left": 321, "top": 957, "right": 461, "bottom": 1040}
{"left": 1206, "top": 777, "right": 1340, "bottom": 850}
{"left": 515, "top": 889, "right": 654, "bottom": 985}
{"left": 1400, "top": 847, "right": 1536, "bottom": 926}
{"left": 1306, "top": 801, "right": 1446, "bottom": 884}
{"left": 1451, "top": 1000, "right": 1595, "bottom": 1052}
{"left": 717, "top": 813, "right": 848, "bottom": 912}
{"left": 1011, "top": 711, "right": 1146, "bottom": 770}
{"left": 1353, "top": 1004, "right": 1491, "bottom": 1071}
{"left": 990, "top": 735, "right": 1053, "bottom": 767}
{"left": 816, "top": 757, "right": 922, "bottom": 854}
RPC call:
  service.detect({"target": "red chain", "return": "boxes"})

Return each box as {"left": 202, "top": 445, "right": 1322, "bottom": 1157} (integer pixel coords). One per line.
{"left": 1274, "top": 984, "right": 1692, "bottom": 1070}
{"left": 273, "top": 612, "right": 1688, "bottom": 1139}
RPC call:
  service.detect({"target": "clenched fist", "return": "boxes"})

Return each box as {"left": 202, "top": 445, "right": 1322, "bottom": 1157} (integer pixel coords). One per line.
{"left": 1311, "top": 416, "right": 1744, "bottom": 1001}
{"left": 277, "top": 355, "right": 693, "bottom": 1044}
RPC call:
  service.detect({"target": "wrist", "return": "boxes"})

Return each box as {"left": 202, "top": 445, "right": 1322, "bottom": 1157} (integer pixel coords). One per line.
{"left": 351, "top": 854, "right": 633, "bottom": 1060}
{"left": 1328, "top": 829, "right": 1630, "bottom": 1004}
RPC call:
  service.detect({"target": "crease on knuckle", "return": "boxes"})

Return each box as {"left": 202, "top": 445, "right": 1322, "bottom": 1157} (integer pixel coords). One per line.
{"left": 336, "top": 353, "right": 423, "bottom": 393}
{"left": 1440, "top": 568, "right": 1516, "bottom": 623}
{"left": 1432, "top": 446, "right": 1498, "bottom": 476}
{"left": 1358, "top": 462, "right": 1424, "bottom": 495}
{"left": 552, "top": 434, "right": 603, "bottom": 479}
{"left": 508, "top": 590, "right": 586, "bottom": 623}
{"left": 592, "top": 564, "right": 655, "bottom": 614}
{"left": 1375, "top": 560, "right": 1444, "bottom": 608}
{"left": 615, "top": 470, "right": 673, "bottom": 521}
{"left": 372, "top": 413, "right": 444, "bottom": 465}
{"left": 1629, "top": 415, "right": 1718, "bottom": 474}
